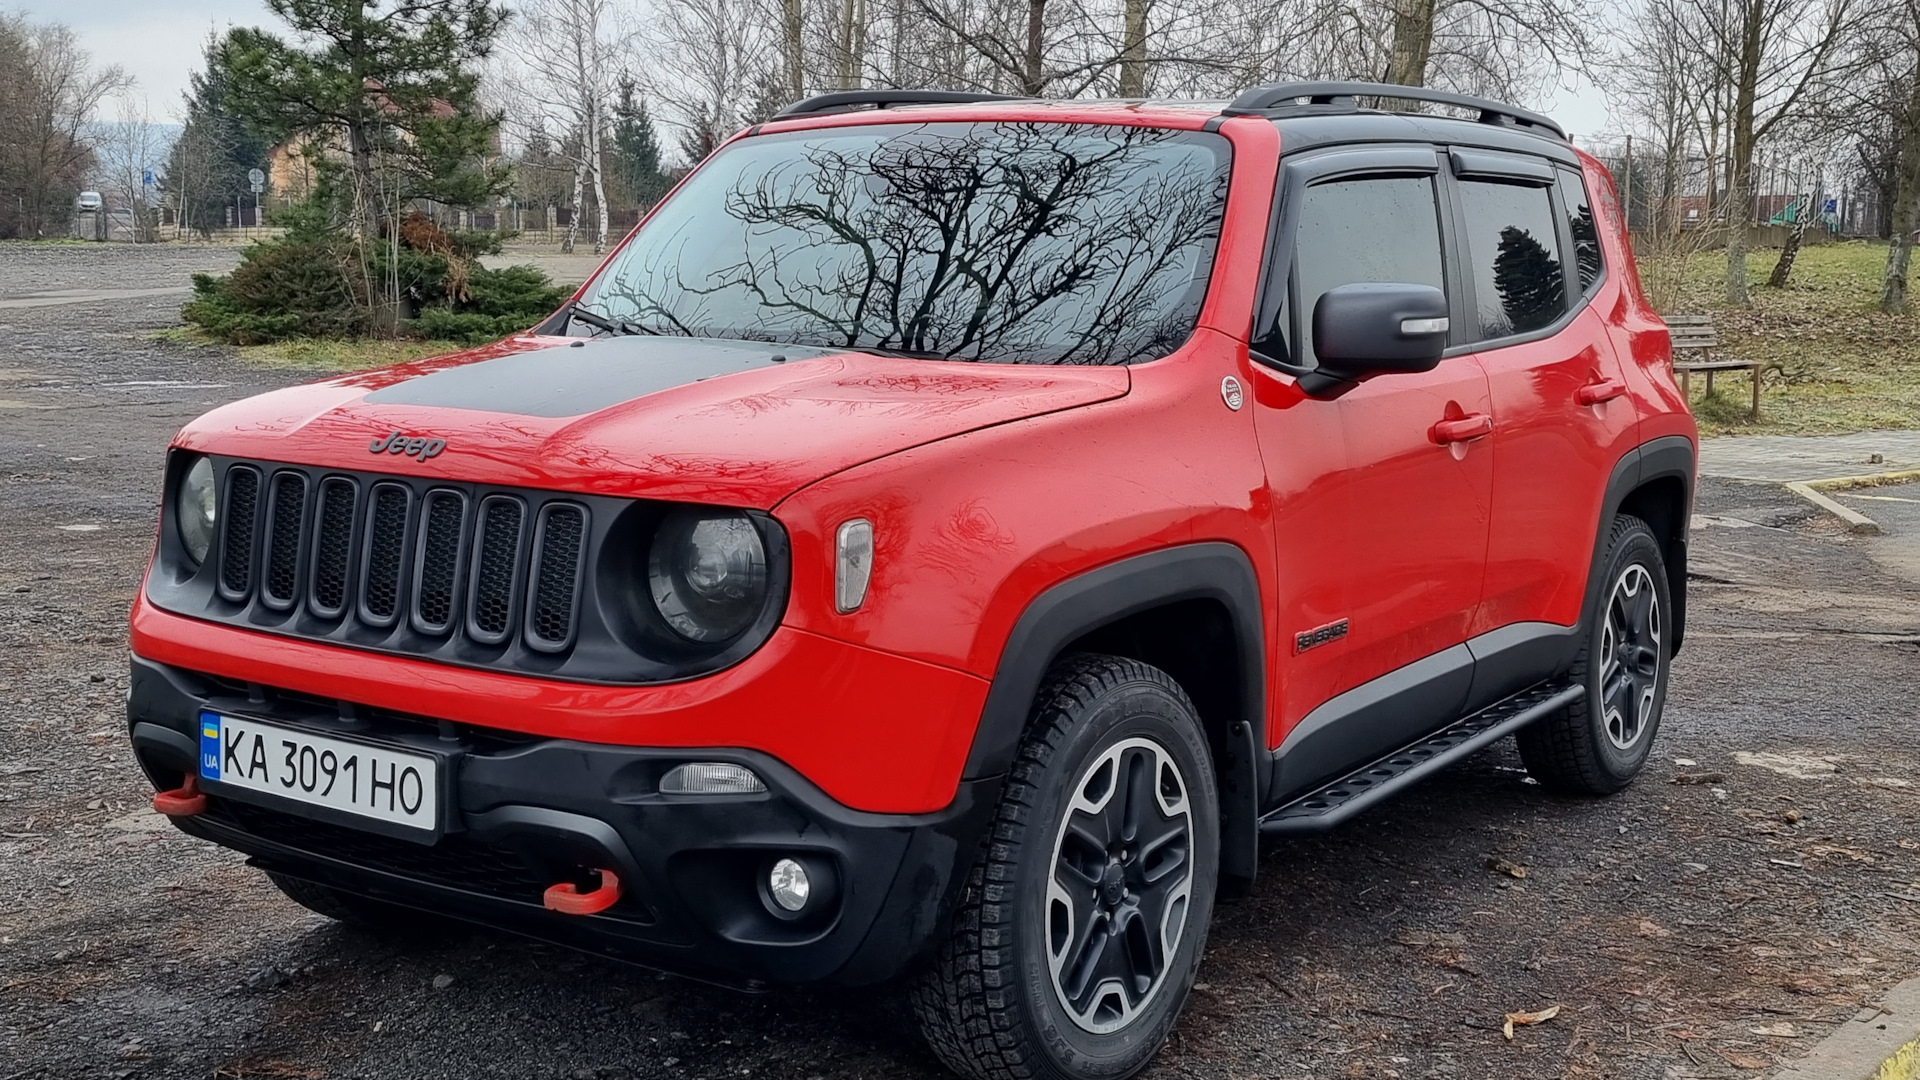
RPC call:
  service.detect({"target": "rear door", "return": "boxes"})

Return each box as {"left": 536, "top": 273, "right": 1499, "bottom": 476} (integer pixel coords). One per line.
{"left": 1452, "top": 152, "right": 1639, "bottom": 703}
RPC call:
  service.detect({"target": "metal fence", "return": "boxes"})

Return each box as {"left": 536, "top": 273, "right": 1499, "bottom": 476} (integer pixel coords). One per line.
{"left": 1578, "top": 140, "right": 1889, "bottom": 241}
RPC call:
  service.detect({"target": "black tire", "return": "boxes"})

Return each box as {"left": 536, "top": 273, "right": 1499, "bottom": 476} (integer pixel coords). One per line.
{"left": 1518, "top": 514, "right": 1672, "bottom": 795}
{"left": 912, "top": 654, "right": 1219, "bottom": 1080}
{"left": 264, "top": 870, "right": 440, "bottom": 932}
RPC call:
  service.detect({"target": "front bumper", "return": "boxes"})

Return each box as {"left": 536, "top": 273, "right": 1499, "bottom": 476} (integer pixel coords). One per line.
{"left": 128, "top": 656, "right": 998, "bottom": 988}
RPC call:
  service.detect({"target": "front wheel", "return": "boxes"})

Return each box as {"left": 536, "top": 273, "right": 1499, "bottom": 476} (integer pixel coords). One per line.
{"left": 1518, "top": 514, "right": 1673, "bottom": 794}
{"left": 913, "top": 655, "right": 1219, "bottom": 1080}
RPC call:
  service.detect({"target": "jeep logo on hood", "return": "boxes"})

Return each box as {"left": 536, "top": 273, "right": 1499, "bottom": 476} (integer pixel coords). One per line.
{"left": 369, "top": 430, "right": 447, "bottom": 461}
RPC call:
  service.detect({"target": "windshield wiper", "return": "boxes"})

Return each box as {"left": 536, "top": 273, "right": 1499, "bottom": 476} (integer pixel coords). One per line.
{"left": 562, "top": 301, "right": 662, "bottom": 337}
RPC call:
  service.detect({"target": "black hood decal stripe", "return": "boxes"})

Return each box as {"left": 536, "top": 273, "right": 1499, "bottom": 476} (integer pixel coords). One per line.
{"left": 363, "top": 337, "right": 837, "bottom": 418}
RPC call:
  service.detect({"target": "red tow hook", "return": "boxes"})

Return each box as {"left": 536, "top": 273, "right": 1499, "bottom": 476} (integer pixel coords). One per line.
{"left": 152, "top": 775, "right": 207, "bottom": 818}
{"left": 544, "top": 869, "right": 622, "bottom": 916}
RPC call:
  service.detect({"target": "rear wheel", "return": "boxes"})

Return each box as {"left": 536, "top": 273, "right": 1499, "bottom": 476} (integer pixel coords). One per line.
{"left": 265, "top": 870, "right": 440, "bottom": 932}
{"left": 1518, "top": 514, "right": 1672, "bottom": 794}
{"left": 913, "top": 655, "right": 1219, "bottom": 1080}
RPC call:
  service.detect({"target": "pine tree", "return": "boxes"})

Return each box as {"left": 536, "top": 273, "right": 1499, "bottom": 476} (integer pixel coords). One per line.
{"left": 218, "top": 0, "right": 511, "bottom": 241}
{"left": 165, "top": 32, "right": 274, "bottom": 237}
{"left": 609, "top": 77, "right": 668, "bottom": 209}
{"left": 1489, "top": 225, "right": 1565, "bottom": 335}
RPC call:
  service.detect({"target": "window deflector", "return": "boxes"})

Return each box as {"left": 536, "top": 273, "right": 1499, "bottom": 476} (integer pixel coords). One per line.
{"left": 1248, "top": 145, "right": 1443, "bottom": 389}
{"left": 1448, "top": 148, "right": 1555, "bottom": 185}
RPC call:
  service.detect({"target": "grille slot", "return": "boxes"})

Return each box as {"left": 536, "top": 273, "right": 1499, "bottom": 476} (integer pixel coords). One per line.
{"left": 308, "top": 478, "right": 359, "bottom": 618}
{"left": 467, "top": 496, "right": 527, "bottom": 645}
{"left": 410, "top": 490, "right": 469, "bottom": 635}
{"left": 358, "top": 483, "right": 414, "bottom": 627}
{"left": 260, "top": 472, "right": 309, "bottom": 609}
{"left": 217, "top": 465, "right": 262, "bottom": 600}
{"left": 185, "top": 460, "right": 653, "bottom": 674}
{"left": 525, "top": 503, "right": 588, "bottom": 651}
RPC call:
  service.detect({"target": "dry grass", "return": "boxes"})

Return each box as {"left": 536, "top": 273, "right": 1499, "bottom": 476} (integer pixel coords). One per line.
{"left": 153, "top": 327, "right": 467, "bottom": 373}
{"left": 1645, "top": 240, "right": 1920, "bottom": 437}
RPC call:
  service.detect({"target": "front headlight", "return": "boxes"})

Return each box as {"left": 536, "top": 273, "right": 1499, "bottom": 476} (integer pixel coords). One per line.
{"left": 176, "top": 456, "right": 217, "bottom": 565}
{"left": 648, "top": 509, "right": 769, "bottom": 643}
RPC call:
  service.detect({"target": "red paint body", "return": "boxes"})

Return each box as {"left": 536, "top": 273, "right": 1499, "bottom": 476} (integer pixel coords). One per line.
{"left": 132, "top": 102, "right": 1695, "bottom": 816}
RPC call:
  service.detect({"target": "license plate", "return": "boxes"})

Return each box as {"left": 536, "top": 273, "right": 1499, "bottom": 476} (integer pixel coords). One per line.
{"left": 198, "top": 711, "right": 439, "bottom": 832}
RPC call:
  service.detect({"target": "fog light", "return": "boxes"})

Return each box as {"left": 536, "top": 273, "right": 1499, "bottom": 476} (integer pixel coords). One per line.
{"left": 660, "top": 762, "right": 766, "bottom": 795}
{"left": 768, "top": 858, "right": 811, "bottom": 912}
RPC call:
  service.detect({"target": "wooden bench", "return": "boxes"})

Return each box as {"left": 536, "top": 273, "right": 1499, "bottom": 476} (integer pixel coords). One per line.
{"left": 1667, "top": 313, "right": 1761, "bottom": 420}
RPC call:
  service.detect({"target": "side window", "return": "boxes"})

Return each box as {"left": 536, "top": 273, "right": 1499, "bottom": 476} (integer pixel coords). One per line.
{"left": 1458, "top": 179, "right": 1566, "bottom": 340}
{"left": 1292, "top": 175, "right": 1445, "bottom": 368}
{"left": 1558, "top": 169, "right": 1604, "bottom": 294}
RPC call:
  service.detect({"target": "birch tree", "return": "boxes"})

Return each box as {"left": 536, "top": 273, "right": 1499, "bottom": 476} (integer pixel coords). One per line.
{"left": 506, "top": 0, "right": 630, "bottom": 253}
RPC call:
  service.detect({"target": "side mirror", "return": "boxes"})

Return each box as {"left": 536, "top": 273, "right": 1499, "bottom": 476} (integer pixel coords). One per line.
{"left": 1310, "top": 283, "right": 1450, "bottom": 384}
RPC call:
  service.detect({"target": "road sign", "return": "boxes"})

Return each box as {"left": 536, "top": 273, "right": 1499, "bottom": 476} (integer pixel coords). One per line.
{"left": 248, "top": 168, "right": 265, "bottom": 194}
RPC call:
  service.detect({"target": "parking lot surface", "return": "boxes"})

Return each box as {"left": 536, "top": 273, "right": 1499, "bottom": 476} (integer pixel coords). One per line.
{"left": 3, "top": 244, "right": 1918, "bottom": 1080}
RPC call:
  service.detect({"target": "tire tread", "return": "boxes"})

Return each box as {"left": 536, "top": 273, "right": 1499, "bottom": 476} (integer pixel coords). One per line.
{"left": 1517, "top": 514, "right": 1665, "bottom": 795}
{"left": 911, "top": 654, "right": 1198, "bottom": 1080}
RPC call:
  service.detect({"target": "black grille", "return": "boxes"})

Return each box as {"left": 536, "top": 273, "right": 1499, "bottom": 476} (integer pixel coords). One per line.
{"left": 527, "top": 504, "right": 585, "bottom": 650}
{"left": 468, "top": 496, "right": 526, "bottom": 644}
{"left": 412, "top": 490, "right": 468, "bottom": 634}
{"left": 218, "top": 466, "right": 261, "bottom": 598}
{"left": 360, "top": 483, "right": 412, "bottom": 625}
{"left": 261, "top": 472, "right": 309, "bottom": 608}
{"left": 176, "top": 459, "right": 698, "bottom": 679}
{"left": 309, "top": 478, "right": 358, "bottom": 617}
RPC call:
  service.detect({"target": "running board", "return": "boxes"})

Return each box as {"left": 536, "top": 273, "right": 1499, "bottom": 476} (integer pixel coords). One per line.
{"left": 1259, "top": 681, "right": 1584, "bottom": 836}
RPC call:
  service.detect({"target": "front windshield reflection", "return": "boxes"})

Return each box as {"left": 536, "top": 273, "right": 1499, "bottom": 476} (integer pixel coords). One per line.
{"left": 583, "top": 122, "right": 1230, "bottom": 365}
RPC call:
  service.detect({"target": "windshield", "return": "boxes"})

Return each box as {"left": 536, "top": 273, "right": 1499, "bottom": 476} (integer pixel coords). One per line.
{"left": 578, "top": 122, "right": 1230, "bottom": 365}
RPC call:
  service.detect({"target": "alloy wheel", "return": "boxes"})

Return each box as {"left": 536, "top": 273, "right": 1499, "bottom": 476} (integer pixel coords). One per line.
{"left": 1600, "top": 563, "right": 1662, "bottom": 750}
{"left": 1044, "top": 736, "right": 1195, "bottom": 1035}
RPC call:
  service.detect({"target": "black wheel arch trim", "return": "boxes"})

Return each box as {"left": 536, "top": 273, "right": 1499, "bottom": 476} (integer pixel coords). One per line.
{"left": 961, "top": 542, "right": 1267, "bottom": 889}
{"left": 1590, "top": 435, "right": 1694, "bottom": 657}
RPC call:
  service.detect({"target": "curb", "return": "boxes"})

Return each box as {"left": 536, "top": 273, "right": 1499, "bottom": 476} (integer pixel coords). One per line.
{"left": 1772, "top": 976, "right": 1920, "bottom": 1080}
{"left": 1782, "top": 468, "right": 1920, "bottom": 536}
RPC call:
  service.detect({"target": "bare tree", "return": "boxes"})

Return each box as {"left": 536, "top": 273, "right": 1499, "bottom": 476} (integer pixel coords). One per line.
{"left": 0, "top": 13, "right": 127, "bottom": 238}
{"left": 94, "top": 93, "right": 167, "bottom": 242}
{"left": 1856, "top": 0, "right": 1920, "bottom": 311}
{"left": 644, "top": 0, "right": 774, "bottom": 158}
{"left": 503, "top": 0, "right": 630, "bottom": 253}
{"left": 1647, "top": 0, "right": 1853, "bottom": 305}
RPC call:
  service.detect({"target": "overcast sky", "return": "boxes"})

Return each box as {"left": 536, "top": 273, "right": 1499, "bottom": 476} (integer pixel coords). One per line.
{"left": 11, "top": 0, "right": 1616, "bottom": 140}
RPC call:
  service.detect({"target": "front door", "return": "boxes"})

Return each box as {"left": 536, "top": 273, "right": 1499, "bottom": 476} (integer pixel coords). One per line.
{"left": 1252, "top": 157, "right": 1494, "bottom": 770}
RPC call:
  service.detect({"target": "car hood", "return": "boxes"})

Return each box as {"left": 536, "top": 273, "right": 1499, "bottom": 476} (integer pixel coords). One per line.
{"left": 173, "top": 334, "right": 1131, "bottom": 508}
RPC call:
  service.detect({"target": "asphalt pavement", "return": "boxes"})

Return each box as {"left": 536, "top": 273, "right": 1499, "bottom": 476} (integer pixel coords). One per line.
{"left": 2, "top": 242, "right": 1918, "bottom": 1080}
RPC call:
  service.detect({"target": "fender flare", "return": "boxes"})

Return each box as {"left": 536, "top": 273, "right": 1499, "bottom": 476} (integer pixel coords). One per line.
{"left": 961, "top": 542, "right": 1267, "bottom": 888}
{"left": 1587, "top": 435, "right": 1695, "bottom": 654}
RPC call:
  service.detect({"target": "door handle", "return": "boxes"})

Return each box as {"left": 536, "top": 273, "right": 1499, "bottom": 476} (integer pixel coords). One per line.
{"left": 1576, "top": 379, "right": 1627, "bottom": 406}
{"left": 1430, "top": 413, "right": 1493, "bottom": 445}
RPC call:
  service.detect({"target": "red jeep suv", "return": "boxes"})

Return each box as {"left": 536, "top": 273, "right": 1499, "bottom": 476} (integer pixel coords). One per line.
{"left": 130, "top": 82, "right": 1695, "bottom": 1080}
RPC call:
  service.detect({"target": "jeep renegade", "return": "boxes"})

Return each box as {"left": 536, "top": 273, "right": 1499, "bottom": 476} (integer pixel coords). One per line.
{"left": 129, "top": 82, "right": 1696, "bottom": 1080}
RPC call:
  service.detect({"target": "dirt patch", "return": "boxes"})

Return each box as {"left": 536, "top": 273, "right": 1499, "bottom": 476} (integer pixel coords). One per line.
{"left": 3, "top": 247, "right": 1919, "bottom": 1080}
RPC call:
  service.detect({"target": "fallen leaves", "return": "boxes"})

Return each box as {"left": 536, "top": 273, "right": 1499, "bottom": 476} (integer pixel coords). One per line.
{"left": 1716, "top": 1048, "right": 1770, "bottom": 1070}
{"left": 1748, "top": 1022, "right": 1800, "bottom": 1038}
{"left": 1502, "top": 1004, "right": 1560, "bottom": 1040}
{"left": 1672, "top": 772, "right": 1727, "bottom": 785}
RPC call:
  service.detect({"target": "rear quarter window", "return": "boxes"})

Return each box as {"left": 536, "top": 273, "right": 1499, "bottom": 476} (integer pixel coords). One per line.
{"left": 1457, "top": 179, "right": 1567, "bottom": 340}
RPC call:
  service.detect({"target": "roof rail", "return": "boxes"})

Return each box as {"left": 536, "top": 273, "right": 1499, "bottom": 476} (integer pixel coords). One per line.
{"left": 772, "top": 90, "right": 1026, "bottom": 120}
{"left": 1221, "top": 81, "right": 1566, "bottom": 141}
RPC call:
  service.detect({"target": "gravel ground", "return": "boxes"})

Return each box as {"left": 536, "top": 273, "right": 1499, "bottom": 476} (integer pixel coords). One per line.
{"left": 2, "top": 243, "right": 1918, "bottom": 1080}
